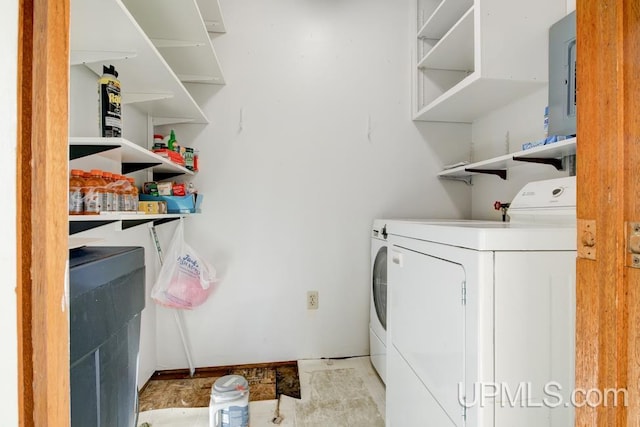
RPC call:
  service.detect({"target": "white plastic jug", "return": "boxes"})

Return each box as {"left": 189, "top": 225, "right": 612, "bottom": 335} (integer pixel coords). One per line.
{"left": 209, "top": 375, "right": 250, "bottom": 427}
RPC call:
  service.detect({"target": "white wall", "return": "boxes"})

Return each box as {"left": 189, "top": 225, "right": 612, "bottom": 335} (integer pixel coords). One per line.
{"left": 470, "top": 3, "right": 575, "bottom": 220}
{"left": 2, "top": 0, "right": 18, "bottom": 424}
{"left": 470, "top": 89, "right": 569, "bottom": 220}
{"left": 154, "top": 0, "right": 471, "bottom": 368}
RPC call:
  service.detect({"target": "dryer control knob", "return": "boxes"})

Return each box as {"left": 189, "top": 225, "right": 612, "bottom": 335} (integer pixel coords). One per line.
{"left": 391, "top": 251, "right": 403, "bottom": 266}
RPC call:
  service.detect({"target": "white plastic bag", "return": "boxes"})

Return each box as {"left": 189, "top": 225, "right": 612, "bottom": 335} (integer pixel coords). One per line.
{"left": 151, "top": 220, "right": 217, "bottom": 309}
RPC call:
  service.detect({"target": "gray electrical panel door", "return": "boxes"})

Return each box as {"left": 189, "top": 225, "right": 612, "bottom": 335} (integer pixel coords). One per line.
{"left": 548, "top": 11, "right": 577, "bottom": 136}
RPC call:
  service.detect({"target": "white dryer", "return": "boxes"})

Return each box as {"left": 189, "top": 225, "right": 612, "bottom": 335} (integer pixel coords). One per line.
{"left": 386, "top": 177, "right": 577, "bottom": 427}
{"left": 370, "top": 219, "right": 388, "bottom": 383}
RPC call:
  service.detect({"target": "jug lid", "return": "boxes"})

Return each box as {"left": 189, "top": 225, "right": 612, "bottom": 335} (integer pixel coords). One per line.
{"left": 212, "top": 375, "right": 249, "bottom": 399}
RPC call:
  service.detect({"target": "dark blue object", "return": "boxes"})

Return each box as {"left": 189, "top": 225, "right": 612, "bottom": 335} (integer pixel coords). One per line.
{"left": 69, "top": 246, "right": 145, "bottom": 427}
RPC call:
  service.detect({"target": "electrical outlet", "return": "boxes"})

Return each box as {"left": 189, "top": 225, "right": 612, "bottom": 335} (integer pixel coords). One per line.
{"left": 307, "top": 291, "right": 319, "bottom": 310}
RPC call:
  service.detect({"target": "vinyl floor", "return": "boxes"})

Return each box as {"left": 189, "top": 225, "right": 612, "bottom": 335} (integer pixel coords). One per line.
{"left": 137, "top": 356, "right": 385, "bottom": 427}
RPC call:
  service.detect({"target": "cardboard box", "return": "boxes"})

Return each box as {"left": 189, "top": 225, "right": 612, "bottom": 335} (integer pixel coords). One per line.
{"left": 138, "top": 201, "right": 167, "bottom": 214}
{"left": 138, "top": 194, "right": 202, "bottom": 214}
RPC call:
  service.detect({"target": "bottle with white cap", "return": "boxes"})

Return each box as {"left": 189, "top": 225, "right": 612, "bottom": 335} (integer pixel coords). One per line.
{"left": 209, "top": 375, "right": 249, "bottom": 427}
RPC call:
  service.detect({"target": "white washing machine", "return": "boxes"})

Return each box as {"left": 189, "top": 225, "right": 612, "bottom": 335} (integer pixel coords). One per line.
{"left": 370, "top": 219, "right": 388, "bottom": 383}
{"left": 385, "top": 177, "right": 577, "bottom": 427}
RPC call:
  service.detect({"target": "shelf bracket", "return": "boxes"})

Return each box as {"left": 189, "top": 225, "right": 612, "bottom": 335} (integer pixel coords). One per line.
{"left": 122, "top": 162, "right": 162, "bottom": 174}
{"left": 512, "top": 155, "right": 564, "bottom": 171}
{"left": 178, "top": 74, "right": 223, "bottom": 84}
{"left": 122, "top": 217, "right": 182, "bottom": 230}
{"left": 204, "top": 20, "right": 224, "bottom": 32}
{"left": 70, "top": 49, "right": 138, "bottom": 66}
{"left": 152, "top": 117, "right": 196, "bottom": 126}
{"left": 69, "top": 220, "right": 118, "bottom": 235}
{"left": 153, "top": 217, "right": 181, "bottom": 227}
{"left": 438, "top": 175, "right": 473, "bottom": 185}
{"left": 69, "top": 144, "right": 119, "bottom": 160}
{"left": 464, "top": 168, "right": 507, "bottom": 180}
{"left": 151, "top": 38, "right": 205, "bottom": 48}
{"left": 122, "top": 218, "right": 157, "bottom": 230}
{"left": 123, "top": 92, "right": 174, "bottom": 105}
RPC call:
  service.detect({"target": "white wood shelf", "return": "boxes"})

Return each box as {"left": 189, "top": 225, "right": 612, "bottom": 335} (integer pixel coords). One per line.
{"left": 123, "top": 0, "right": 225, "bottom": 86}
{"left": 418, "top": 6, "right": 474, "bottom": 71}
{"left": 418, "top": 0, "right": 474, "bottom": 41}
{"left": 197, "top": 0, "right": 227, "bottom": 33}
{"left": 438, "top": 137, "right": 576, "bottom": 181}
{"left": 70, "top": 0, "right": 209, "bottom": 125}
{"left": 70, "top": 50, "right": 138, "bottom": 65}
{"left": 69, "top": 213, "right": 190, "bottom": 222}
{"left": 413, "top": 0, "right": 565, "bottom": 123}
{"left": 68, "top": 137, "right": 200, "bottom": 235}
{"left": 69, "top": 213, "right": 197, "bottom": 235}
{"left": 69, "top": 137, "right": 195, "bottom": 176}
{"left": 414, "top": 73, "right": 546, "bottom": 122}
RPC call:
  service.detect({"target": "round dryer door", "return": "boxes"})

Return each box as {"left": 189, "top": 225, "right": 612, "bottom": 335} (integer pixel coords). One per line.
{"left": 372, "top": 246, "right": 387, "bottom": 330}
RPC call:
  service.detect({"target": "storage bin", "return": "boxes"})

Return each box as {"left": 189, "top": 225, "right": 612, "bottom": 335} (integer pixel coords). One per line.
{"left": 139, "top": 193, "right": 203, "bottom": 213}
{"left": 69, "top": 246, "right": 145, "bottom": 427}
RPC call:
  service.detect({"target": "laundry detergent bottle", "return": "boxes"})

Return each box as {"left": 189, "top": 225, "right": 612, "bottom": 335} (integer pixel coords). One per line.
{"left": 209, "top": 375, "right": 249, "bottom": 427}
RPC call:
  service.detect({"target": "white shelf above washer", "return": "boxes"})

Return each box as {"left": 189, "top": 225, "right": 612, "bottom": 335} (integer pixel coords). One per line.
{"left": 413, "top": 0, "right": 563, "bottom": 123}
{"left": 70, "top": 0, "right": 209, "bottom": 125}
{"left": 418, "top": 0, "right": 474, "bottom": 41}
{"left": 438, "top": 137, "right": 577, "bottom": 181}
{"left": 413, "top": 74, "right": 546, "bottom": 123}
{"left": 418, "top": 6, "right": 474, "bottom": 71}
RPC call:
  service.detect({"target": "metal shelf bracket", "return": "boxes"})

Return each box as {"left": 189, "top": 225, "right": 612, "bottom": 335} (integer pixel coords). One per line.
{"left": 69, "top": 145, "right": 119, "bottom": 160}
{"left": 122, "top": 162, "right": 163, "bottom": 174}
{"left": 153, "top": 171, "right": 189, "bottom": 181}
{"left": 439, "top": 175, "right": 473, "bottom": 185}
{"left": 512, "top": 155, "right": 564, "bottom": 170}
{"left": 464, "top": 168, "right": 507, "bottom": 180}
{"left": 69, "top": 220, "right": 118, "bottom": 235}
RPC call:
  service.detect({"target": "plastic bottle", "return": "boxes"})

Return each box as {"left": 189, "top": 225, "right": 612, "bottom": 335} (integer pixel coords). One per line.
{"left": 114, "top": 174, "right": 128, "bottom": 212}
{"left": 69, "top": 169, "right": 85, "bottom": 215}
{"left": 187, "top": 182, "right": 196, "bottom": 194}
{"left": 127, "top": 177, "right": 139, "bottom": 212}
{"left": 98, "top": 65, "right": 122, "bottom": 137}
{"left": 118, "top": 176, "right": 130, "bottom": 212}
{"left": 102, "top": 171, "right": 115, "bottom": 212}
{"left": 167, "top": 129, "right": 177, "bottom": 151}
{"left": 184, "top": 147, "right": 194, "bottom": 170}
{"left": 83, "top": 169, "right": 107, "bottom": 215}
{"left": 108, "top": 173, "right": 120, "bottom": 212}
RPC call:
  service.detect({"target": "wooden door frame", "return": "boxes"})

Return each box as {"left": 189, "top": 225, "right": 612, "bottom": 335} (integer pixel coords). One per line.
{"left": 13, "top": 0, "right": 640, "bottom": 425}
{"left": 575, "top": 0, "right": 640, "bottom": 425}
{"left": 17, "top": 0, "right": 70, "bottom": 425}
